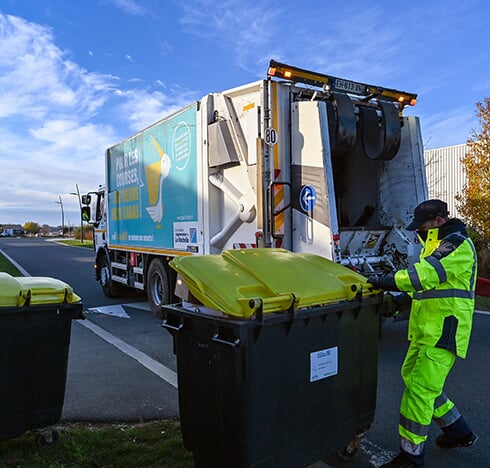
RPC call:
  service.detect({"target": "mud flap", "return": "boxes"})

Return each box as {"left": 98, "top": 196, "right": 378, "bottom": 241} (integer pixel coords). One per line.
{"left": 359, "top": 100, "right": 401, "bottom": 160}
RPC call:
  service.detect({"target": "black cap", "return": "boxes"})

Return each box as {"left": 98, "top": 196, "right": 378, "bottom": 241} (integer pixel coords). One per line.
{"left": 406, "top": 199, "right": 449, "bottom": 231}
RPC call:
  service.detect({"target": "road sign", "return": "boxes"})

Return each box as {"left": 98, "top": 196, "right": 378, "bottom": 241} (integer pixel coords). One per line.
{"left": 265, "top": 127, "right": 278, "bottom": 146}
{"left": 299, "top": 185, "right": 317, "bottom": 212}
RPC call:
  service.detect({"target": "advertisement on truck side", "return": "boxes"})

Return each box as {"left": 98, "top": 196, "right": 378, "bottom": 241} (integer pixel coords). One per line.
{"left": 107, "top": 103, "right": 199, "bottom": 251}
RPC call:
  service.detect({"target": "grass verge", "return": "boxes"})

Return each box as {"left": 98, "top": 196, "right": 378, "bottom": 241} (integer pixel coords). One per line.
{"left": 0, "top": 251, "right": 22, "bottom": 276}
{"left": 0, "top": 420, "right": 193, "bottom": 467}
{"left": 56, "top": 239, "right": 94, "bottom": 248}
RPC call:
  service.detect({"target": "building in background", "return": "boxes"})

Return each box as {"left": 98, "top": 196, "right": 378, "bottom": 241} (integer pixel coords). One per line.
{"left": 424, "top": 143, "right": 467, "bottom": 219}
{"left": 0, "top": 224, "right": 25, "bottom": 237}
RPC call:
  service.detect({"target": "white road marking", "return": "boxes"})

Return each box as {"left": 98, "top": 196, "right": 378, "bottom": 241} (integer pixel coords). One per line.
{"left": 475, "top": 309, "right": 490, "bottom": 315}
{"left": 124, "top": 301, "right": 151, "bottom": 311}
{"left": 0, "top": 248, "right": 31, "bottom": 276}
{"left": 78, "top": 319, "right": 178, "bottom": 389}
{"left": 360, "top": 438, "right": 397, "bottom": 467}
{"left": 87, "top": 304, "right": 131, "bottom": 318}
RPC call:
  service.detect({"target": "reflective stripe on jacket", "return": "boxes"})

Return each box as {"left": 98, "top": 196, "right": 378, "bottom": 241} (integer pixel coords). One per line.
{"left": 394, "top": 219, "right": 477, "bottom": 358}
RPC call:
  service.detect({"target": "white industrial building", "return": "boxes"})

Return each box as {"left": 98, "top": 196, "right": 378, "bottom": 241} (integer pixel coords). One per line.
{"left": 424, "top": 143, "right": 467, "bottom": 219}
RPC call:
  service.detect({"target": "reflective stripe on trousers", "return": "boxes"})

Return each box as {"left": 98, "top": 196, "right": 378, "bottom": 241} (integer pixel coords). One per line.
{"left": 399, "top": 343, "right": 457, "bottom": 455}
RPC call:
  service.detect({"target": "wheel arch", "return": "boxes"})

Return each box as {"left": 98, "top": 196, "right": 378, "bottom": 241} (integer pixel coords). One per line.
{"left": 95, "top": 246, "right": 111, "bottom": 281}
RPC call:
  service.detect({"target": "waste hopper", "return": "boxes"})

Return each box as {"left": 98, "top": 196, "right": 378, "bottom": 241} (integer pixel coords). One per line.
{"left": 163, "top": 248, "right": 383, "bottom": 468}
{"left": 0, "top": 273, "right": 84, "bottom": 443}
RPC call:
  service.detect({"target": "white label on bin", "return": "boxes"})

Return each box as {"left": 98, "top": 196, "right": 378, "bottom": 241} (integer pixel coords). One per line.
{"left": 310, "top": 346, "right": 338, "bottom": 382}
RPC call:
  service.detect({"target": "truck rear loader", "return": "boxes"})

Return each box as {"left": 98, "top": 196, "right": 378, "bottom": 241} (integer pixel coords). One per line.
{"left": 82, "top": 60, "right": 428, "bottom": 318}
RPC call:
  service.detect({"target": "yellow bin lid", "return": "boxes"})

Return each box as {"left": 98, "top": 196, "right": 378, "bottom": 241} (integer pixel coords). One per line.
{"left": 0, "top": 273, "right": 81, "bottom": 307}
{"left": 170, "top": 248, "right": 375, "bottom": 318}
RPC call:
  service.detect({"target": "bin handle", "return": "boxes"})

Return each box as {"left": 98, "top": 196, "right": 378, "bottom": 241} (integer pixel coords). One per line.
{"left": 212, "top": 328, "right": 241, "bottom": 348}
{"left": 162, "top": 315, "right": 184, "bottom": 332}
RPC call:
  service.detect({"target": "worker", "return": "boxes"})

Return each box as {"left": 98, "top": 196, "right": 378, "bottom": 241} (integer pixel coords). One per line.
{"left": 368, "top": 199, "right": 478, "bottom": 468}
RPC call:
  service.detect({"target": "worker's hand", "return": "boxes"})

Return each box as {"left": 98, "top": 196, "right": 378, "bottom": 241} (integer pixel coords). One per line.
{"left": 367, "top": 274, "right": 399, "bottom": 291}
{"left": 367, "top": 275, "right": 381, "bottom": 289}
{"left": 384, "top": 292, "right": 412, "bottom": 320}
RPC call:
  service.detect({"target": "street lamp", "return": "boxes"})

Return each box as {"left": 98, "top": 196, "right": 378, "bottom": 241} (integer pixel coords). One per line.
{"left": 55, "top": 195, "right": 65, "bottom": 238}
{"left": 70, "top": 184, "right": 83, "bottom": 243}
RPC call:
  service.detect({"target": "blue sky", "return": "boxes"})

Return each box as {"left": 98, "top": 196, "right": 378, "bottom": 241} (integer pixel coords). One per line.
{"left": 1, "top": 0, "right": 489, "bottom": 226}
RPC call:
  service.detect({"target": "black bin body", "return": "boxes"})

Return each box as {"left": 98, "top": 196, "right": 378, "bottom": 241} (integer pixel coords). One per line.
{"left": 164, "top": 296, "right": 381, "bottom": 468}
{"left": 0, "top": 302, "right": 83, "bottom": 440}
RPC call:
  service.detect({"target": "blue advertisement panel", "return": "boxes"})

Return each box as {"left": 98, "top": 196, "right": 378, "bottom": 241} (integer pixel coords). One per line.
{"left": 107, "top": 103, "right": 198, "bottom": 251}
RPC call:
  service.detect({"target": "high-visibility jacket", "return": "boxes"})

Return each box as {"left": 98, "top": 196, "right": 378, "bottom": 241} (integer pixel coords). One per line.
{"left": 394, "top": 219, "right": 477, "bottom": 358}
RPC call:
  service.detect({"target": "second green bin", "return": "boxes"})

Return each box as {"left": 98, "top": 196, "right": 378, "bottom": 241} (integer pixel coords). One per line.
{"left": 164, "top": 249, "right": 382, "bottom": 467}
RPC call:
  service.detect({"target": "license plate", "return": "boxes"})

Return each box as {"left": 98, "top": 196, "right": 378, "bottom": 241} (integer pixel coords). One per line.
{"left": 334, "top": 78, "right": 366, "bottom": 95}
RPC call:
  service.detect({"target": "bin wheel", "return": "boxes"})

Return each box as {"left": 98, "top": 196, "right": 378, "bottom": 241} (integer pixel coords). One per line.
{"left": 36, "top": 428, "right": 60, "bottom": 446}
{"left": 337, "top": 433, "right": 365, "bottom": 461}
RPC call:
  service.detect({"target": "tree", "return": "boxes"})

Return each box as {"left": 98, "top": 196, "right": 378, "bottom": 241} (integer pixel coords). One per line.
{"left": 23, "top": 221, "right": 40, "bottom": 235}
{"left": 456, "top": 97, "right": 490, "bottom": 239}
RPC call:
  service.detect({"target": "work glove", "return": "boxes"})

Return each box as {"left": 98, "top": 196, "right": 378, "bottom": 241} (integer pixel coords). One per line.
{"left": 367, "top": 274, "right": 399, "bottom": 291}
{"left": 382, "top": 292, "right": 412, "bottom": 319}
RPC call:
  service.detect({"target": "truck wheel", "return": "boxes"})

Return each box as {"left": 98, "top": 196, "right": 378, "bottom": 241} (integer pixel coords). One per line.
{"left": 100, "top": 254, "right": 121, "bottom": 298}
{"left": 147, "top": 259, "right": 170, "bottom": 319}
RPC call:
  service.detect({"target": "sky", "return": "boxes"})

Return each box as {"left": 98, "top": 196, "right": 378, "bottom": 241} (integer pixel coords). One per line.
{"left": 0, "top": 0, "right": 489, "bottom": 227}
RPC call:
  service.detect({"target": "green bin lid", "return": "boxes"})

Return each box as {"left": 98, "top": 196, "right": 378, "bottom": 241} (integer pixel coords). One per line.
{"left": 0, "top": 273, "right": 81, "bottom": 307}
{"left": 170, "top": 248, "right": 376, "bottom": 318}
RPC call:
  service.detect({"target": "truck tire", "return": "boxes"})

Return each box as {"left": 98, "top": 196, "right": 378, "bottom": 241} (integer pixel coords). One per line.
{"left": 147, "top": 259, "right": 170, "bottom": 319}
{"left": 99, "top": 253, "right": 121, "bottom": 298}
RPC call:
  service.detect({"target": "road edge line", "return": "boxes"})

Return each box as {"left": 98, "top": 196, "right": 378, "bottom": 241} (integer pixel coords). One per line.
{"left": 0, "top": 248, "right": 31, "bottom": 276}
{"left": 77, "top": 319, "right": 178, "bottom": 388}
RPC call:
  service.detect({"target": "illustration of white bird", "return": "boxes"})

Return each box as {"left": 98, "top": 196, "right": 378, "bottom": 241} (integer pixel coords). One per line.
{"left": 146, "top": 136, "right": 171, "bottom": 225}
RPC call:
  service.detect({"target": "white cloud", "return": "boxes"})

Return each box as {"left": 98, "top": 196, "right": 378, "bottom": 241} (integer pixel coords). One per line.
{"left": 177, "top": 2, "right": 409, "bottom": 84}
{"left": 0, "top": 14, "right": 117, "bottom": 121}
{"left": 118, "top": 88, "right": 197, "bottom": 132}
{"left": 105, "top": 0, "right": 147, "bottom": 17}
{"left": 179, "top": 0, "right": 284, "bottom": 71}
{"left": 30, "top": 120, "right": 115, "bottom": 152}
{"left": 0, "top": 12, "right": 184, "bottom": 225}
{"left": 422, "top": 107, "right": 476, "bottom": 149}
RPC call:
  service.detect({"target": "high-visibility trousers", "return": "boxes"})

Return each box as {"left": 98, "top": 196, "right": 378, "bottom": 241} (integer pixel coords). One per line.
{"left": 398, "top": 342, "right": 460, "bottom": 455}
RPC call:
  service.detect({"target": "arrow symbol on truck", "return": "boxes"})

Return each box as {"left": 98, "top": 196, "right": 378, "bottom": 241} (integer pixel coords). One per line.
{"left": 299, "top": 185, "right": 317, "bottom": 212}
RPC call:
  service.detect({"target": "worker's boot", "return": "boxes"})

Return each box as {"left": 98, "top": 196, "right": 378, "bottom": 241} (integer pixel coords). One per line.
{"left": 436, "top": 432, "right": 478, "bottom": 449}
{"left": 436, "top": 415, "right": 477, "bottom": 449}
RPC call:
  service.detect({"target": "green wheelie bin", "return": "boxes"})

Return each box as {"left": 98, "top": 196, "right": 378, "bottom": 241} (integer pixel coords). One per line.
{"left": 0, "top": 273, "right": 84, "bottom": 443}
{"left": 163, "top": 248, "right": 382, "bottom": 467}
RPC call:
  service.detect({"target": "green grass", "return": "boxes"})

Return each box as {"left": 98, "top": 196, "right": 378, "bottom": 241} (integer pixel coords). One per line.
{"left": 0, "top": 252, "right": 22, "bottom": 276}
{"left": 56, "top": 239, "right": 94, "bottom": 248}
{"left": 0, "top": 420, "right": 193, "bottom": 467}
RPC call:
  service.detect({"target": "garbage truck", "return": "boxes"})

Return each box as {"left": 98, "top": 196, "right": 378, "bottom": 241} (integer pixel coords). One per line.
{"left": 82, "top": 59, "right": 428, "bottom": 318}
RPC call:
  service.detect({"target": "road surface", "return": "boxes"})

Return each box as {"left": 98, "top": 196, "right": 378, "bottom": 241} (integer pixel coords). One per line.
{"left": 1, "top": 237, "right": 488, "bottom": 467}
